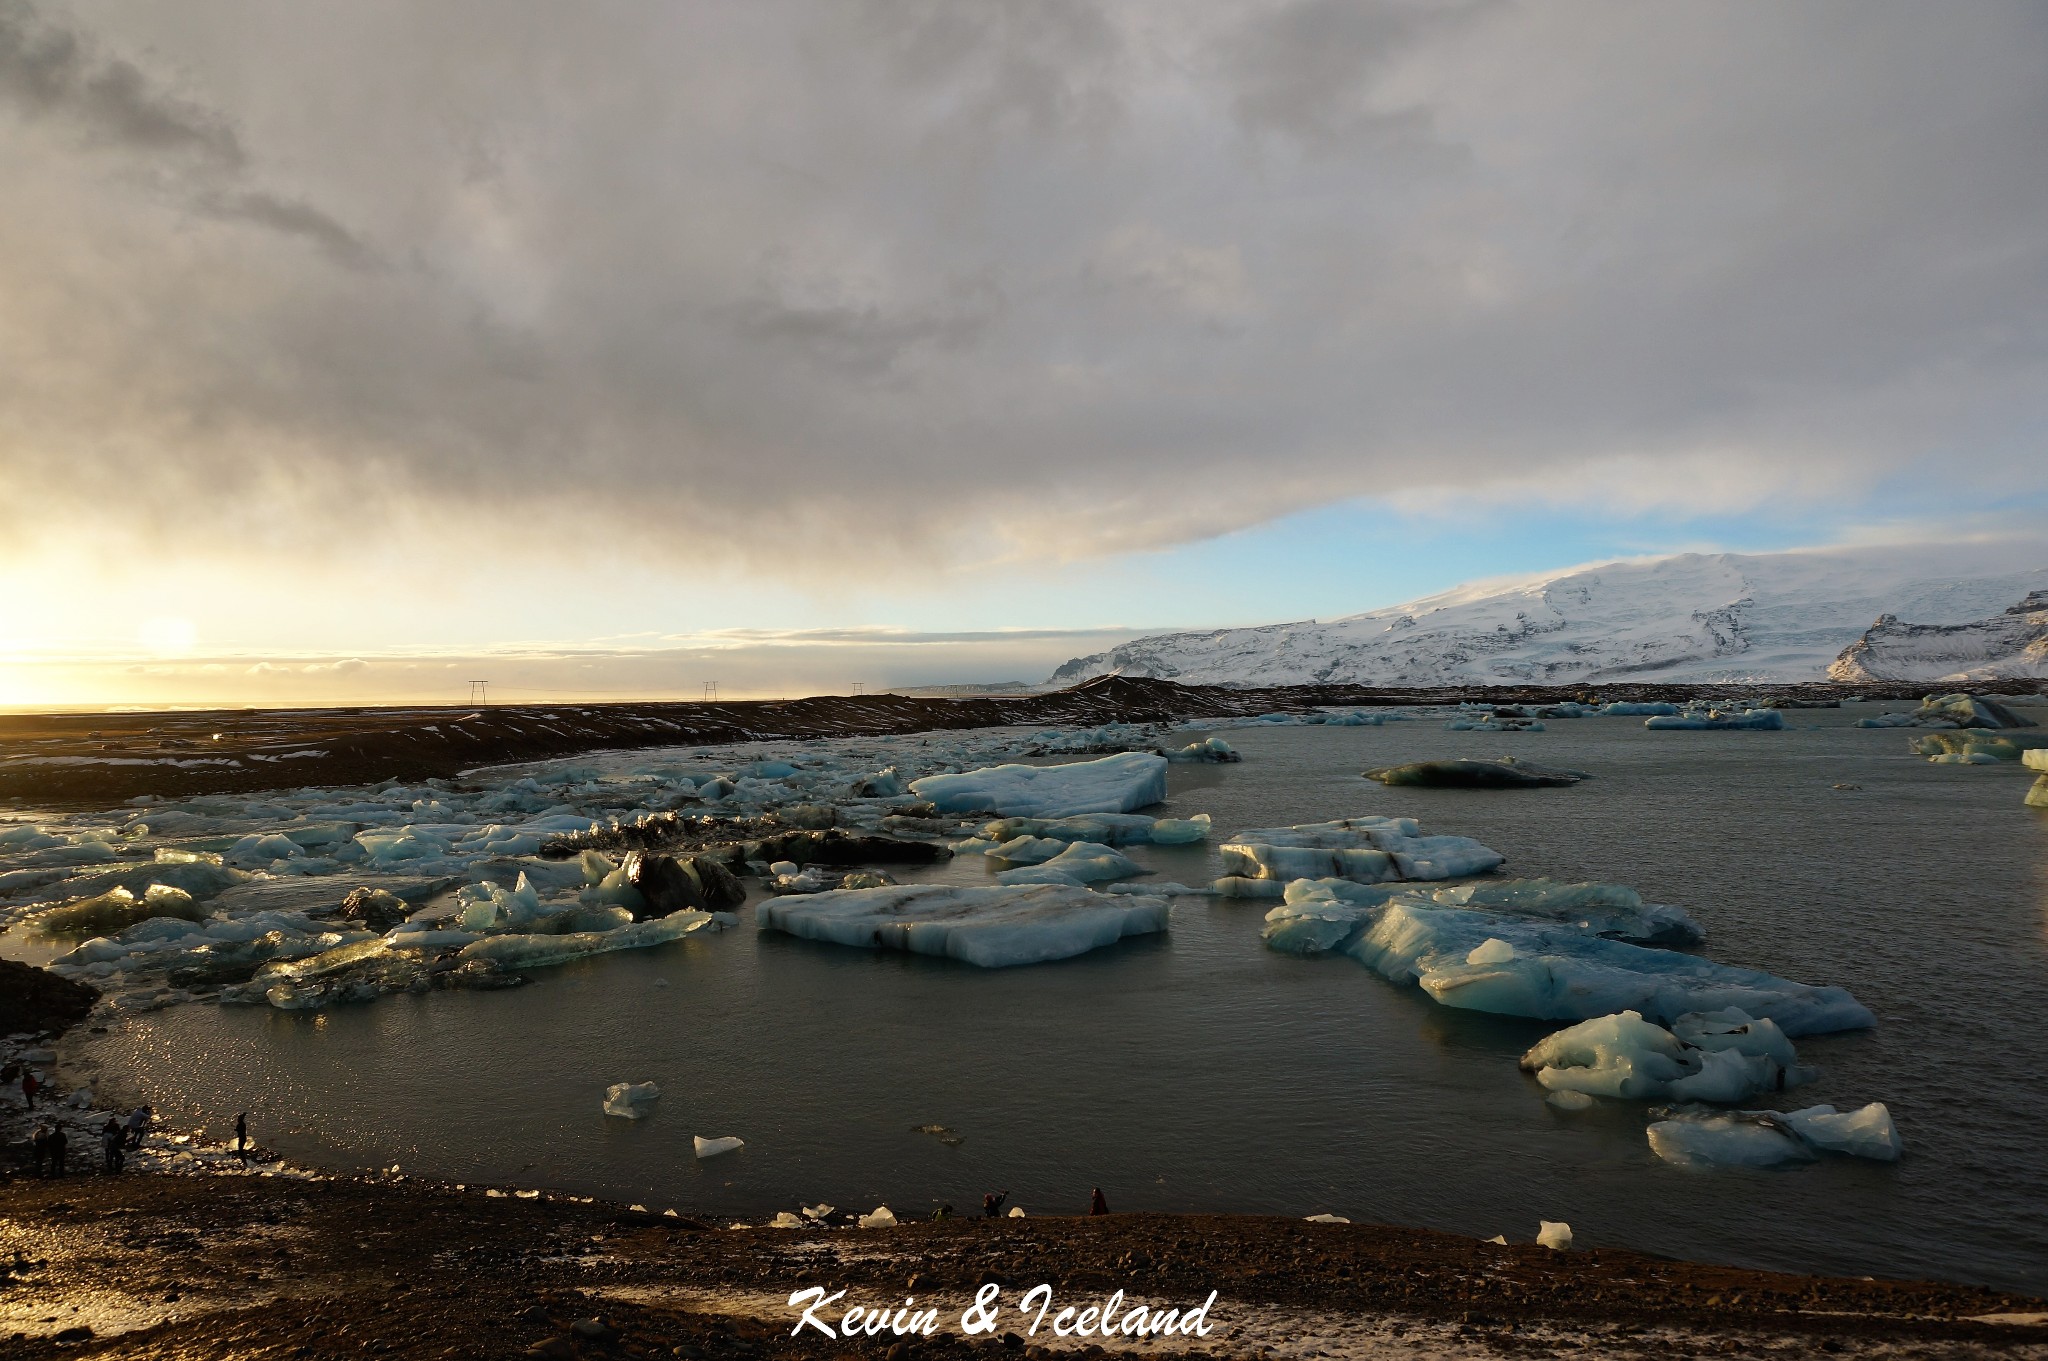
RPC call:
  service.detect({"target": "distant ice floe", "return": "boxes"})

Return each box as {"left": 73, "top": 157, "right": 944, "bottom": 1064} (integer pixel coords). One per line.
{"left": 1364, "top": 758, "right": 1587, "bottom": 789}
{"left": 757, "top": 883, "right": 1169, "bottom": 968}
{"left": 1853, "top": 692, "right": 2036, "bottom": 731}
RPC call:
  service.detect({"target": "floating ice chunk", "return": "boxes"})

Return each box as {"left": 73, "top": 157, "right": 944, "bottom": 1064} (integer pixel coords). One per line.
{"left": 1007, "top": 1205, "right": 1026, "bottom": 1217}
{"left": 1261, "top": 897, "right": 1378, "bottom": 956}
{"left": 1428, "top": 878, "right": 1704, "bottom": 945}
{"left": 1599, "top": 702, "right": 1680, "bottom": 717}
{"left": 1912, "top": 693, "right": 2034, "bottom": 730}
{"left": 992, "top": 841, "right": 1143, "bottom": 885}
{"left": 1164, "top": 737, "right": 1240, "bottom": 763}
{"left": 1646, "top": 1103, "right": 1900, "bottom": 1169}
{"left": 758, "top": 883, "right": 1168, "bottom": 968}
{"left": 1221, "top": 817, "right": 1504, "bottom": 885}
{"left": 1536, "top": 1222, "right": 1572, "bottom": 1250}
{"left": 1364, "top": 758, "right": 1586, "bottom": 789}
{"left": 1778, "top": 1103, "right": 1902, "bottom": 1160}
{"left": 987, "top": 836, "right": 1070, "bottom": 864}
{"left": 1546, "top": 1090, "right": 1597, "bottom": 1112}
{"left": 603, "top": 1082, "right": 661, "bottom": 1118}
{"left": 1352, "top": 904, "right": 1873, "bottom": 1035}
{"left": 981, "top": 812, "right": 1210, "bottom": 846}
{"left": 853, "top": 767, "right": 905, "bottom": 797}
{"left": 1467, "top": 937, "right": 1516, "bottom": 966}
{"left": 1446, "top": 716, "right": 1544, "bottom": 732}
{"left": 858, "top": 1206, "right": 897, "bottom": 1228}
{"left": 1669, "top": 1007, "right": 1800, "bottom": 1068}
{"left": 910, "top": 752, "right": 1169, "bottom": 818}
{"left": 694, "top": 1135, "right": 744, "bottom": 1158}
{"left": 1909, "top": 732, "right": 2048, "bottom": 762}
{"left": 1644, "top": 708, "right": 1785, "bottom": 731}
{"left": 456, "top": 873, "right": 545, "bottom": 932}
{"left": 456, "top": 909, "right": 733, "bottom": 971}
{"left": 1304, "top": 1213, "right": 1351, "bottom": 1223}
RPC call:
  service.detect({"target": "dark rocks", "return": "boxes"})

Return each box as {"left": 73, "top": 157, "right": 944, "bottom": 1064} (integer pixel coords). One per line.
{"left": 0, "top": 961, "right": 99, "bottom": 1036}
{"left": 741, "top": 830, "right": 950, "bottom": 868}
{"left": 337, "top": 888, "right": 412, "bottom": 932}
{"left": 621, "top": 852, "right": 746, "bottom": 918}
{"left": 1363, "top": 758, "right": 1589, "bottom": 789}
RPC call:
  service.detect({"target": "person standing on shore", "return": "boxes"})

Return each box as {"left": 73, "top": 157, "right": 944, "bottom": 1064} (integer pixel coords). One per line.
{"left": 982, "top": 1191, "right": 1008, "bottom": 1218}
{"left": 234, "top": 1112, "right": 249, "bottom": 1164}
{"left": 125, "top": 1105, "right": 153, "bottom": 1150}
{"left": 46, "top": 1123, "right": 67, "bottom": 1176}
{"left": 100, "top": 1116, "right": 125, "bottom": 1174}
{"left": 20, "top": 1069, "right": 39, "bottom": 1110}
{"left": 28, "top": 1122, "right": 49, "bottom": 1175}
{"left": 1089, "top": 1187, "right": 1109, "bottom": 1216}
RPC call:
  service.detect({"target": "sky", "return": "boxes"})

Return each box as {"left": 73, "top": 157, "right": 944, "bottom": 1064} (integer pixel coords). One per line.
{"left": 2, "top": 0, "right": 2046, "bottom": 707}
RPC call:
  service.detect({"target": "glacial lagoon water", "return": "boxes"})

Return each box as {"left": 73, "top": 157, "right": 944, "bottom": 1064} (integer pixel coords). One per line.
{"left": 62, "top": 711, "right": 2048, "bottom": 1293}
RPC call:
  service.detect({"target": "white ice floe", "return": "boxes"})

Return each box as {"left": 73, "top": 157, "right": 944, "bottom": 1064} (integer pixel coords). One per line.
{"left": 992, "top": 841, "right": 1145, "bottom": 886}
{"left": 694, "top": 1135, "right": 744, "bottom": 1158}
{"left": 982, "top": 812, "right": 1211, "bottom": 846}
{"left": 1646, "top": 1102, "right": 1902, "bottom": 1168}
{"left": 1537, "top": 1222, "right": 1573, "bottom": 1250}
{"left": 757, "top": 883, "right": 1168, "bottom": 968}
{"left": 909, "top": 752, "right": 1169, "bottom": 818}
{"left": 603, "top": 1082, "right": 662, "bottom": 1118}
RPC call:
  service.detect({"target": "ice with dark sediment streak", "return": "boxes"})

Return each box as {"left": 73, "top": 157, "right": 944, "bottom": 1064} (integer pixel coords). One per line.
{"left": 980, "top": 812, "right": 1210, "bottom": 846}
{"left": 1644, "top": 706, "right": 1786, "bottom": 731}
{"left": 757, "top": 883, "right": 1168, "bottom": 968}
{"left": 1646, "top": 1103, "right": 1902, "bottom": 1168}
{"left": 1220, "top": 816, "right": 1505, "bottom": 885}
{"left": 909, "top": 752, "right": 1169, "bottom": 818}
{"left": 455, "top": 908, "right": 734, "bottom": 970}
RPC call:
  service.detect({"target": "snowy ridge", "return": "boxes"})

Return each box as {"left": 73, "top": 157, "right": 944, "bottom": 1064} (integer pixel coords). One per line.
{"left": 1048, "top": 546, "right": 2048, "bottom": 687}
{"left": 1829, "top": 590, "right": 2048, "bottom": 684}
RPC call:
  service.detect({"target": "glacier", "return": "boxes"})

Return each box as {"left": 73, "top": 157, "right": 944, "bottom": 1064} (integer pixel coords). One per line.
{"left": 756, "top": 883, "right": 1169, "bottom": 968}
{"left": 1046, "top": 544, "right": 2048, "bottom": 687}
{"left": 1830, "top": 589, "right": 2048, "bottom": 684}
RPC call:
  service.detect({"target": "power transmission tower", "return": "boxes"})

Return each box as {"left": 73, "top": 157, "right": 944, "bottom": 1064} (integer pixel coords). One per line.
{"left": 702, "top": 681, "right": 718, "bottom": 701}
{"left": 851, "top": 682, "right": 865, "bottom": 696}
{"left": 467, "top": 680, "right": 489, "bottom": 703}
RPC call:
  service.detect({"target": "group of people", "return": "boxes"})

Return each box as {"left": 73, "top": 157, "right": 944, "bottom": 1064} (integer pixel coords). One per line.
{"left": 23, "top": 1105, "right": 153, "bottom": 1176}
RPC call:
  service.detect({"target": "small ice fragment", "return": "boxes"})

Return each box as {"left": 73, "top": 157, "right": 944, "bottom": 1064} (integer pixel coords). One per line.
{"left": 1546, "top": 1089, "right": 1597, "bottom": 1112}
{"left": 693, "top": 1135, "right": 745, "bottom": 1159}
{"left": 1305, "top": 1213, "right": 1350, "bottom": 1224}
{"left": 858, "top": 1206, "right": 898, "bottom": 1228}
{"left": 1537, "top": 1221, "right": 1573, "bottom": 1250}
{"left": 1007, "top": 1206, "right": 1025, "bottom": 1217}
{"left": 602, "top": 1082, "right": 661, "bottom": 1118}
{"left": 1466, "top": 937, "right": 1515, "bottom": 966}
{"left": 771, "top": 1211, "right": 805, "bottom": 1228}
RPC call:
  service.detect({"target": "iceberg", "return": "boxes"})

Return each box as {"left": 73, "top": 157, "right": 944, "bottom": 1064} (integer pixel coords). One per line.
{"left": 1909, "top": 693, "right": 2035, "bottom": 730}
{"left": 993, "top": 841, "right": 1144, "bottom": 885}
{"left": 1221, "top": 816, "right": 1504, "bottom": 884}
{"left": 1599, "top": 702, "right": 1680, "bottom": 717}
{"left": 693, "top": 1135, "right": 744, "bottom": 1158}
{"left": 1363, "top": 758, "right": 1587, "bottom": 789}
{"left": 909, "top": 752, "right": 1169, "bottom": 818}
{"left": 603, "top": 1082, "right": 661, "bottom": 1118}
{"left": 757, "top": 883, "right": 1168, "bottom": 968}
{"left": 1646, "top": 1102, "right": 1901, "bottom": 1169}
{"left": 456, "top": 909, "right": 733, "bottom": 970}
{"left": 981, "top": 812, "right": 1210, "bottom": 846}
{"left": 1644, "top": 708, "right": 1786, "bottom": 731}
{"left": 1352, "top": 902, "right": 1873, "bottom": 1034}
{"left": 1519, "top": 1009, "right": 1810, "bottom": 1102}
{"left": 1907, "top": 731, "right": 2048, "bottom": 762}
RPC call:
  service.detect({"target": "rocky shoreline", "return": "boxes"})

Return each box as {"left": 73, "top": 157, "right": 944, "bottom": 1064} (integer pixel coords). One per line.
{"left": 1, "top": 675, "right": 2006, "bottom": 807}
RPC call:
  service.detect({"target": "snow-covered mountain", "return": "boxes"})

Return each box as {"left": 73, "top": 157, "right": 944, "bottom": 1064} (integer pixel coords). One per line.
{"left": 1047, "top": 545, "right": 2048, "bottom": 688}
{"left": 1829, "top": 590, "right": 2048, "bottom": 684}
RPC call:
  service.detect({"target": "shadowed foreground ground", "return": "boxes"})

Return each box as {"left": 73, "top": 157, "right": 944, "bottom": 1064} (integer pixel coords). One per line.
{"left": 2, "top": 1173, "right": 2043, "bottom": 1359}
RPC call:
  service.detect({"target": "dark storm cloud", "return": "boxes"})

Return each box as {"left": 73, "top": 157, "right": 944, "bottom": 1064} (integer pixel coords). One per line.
{"left": 0, "top": 0, "right": 239, "bottom": 162}
{"left": 2, "top": 0, "right": 2046, "bottom": 573}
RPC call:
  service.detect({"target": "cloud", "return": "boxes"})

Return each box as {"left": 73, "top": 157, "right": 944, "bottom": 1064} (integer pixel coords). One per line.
{"left": 0, "top": 0, "right": 241, "bottom": 164}
{"left": 1, "top": 0, "right": 2045, "bottom": 585}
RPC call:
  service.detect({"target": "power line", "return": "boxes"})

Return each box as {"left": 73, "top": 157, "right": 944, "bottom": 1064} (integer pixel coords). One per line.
{"left": 467, "top": 680, "right": 489, "bottom": 703}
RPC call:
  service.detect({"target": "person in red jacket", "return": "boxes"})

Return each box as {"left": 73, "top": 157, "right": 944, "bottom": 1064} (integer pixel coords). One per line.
{"left": 20, "top": 1070, "right": 38, "bottom": 1110}
{"left": 1089, "top": 1187, "right": 1109, "bottom": 1216}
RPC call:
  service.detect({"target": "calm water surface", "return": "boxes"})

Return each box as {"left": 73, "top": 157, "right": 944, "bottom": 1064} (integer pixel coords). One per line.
{"left": 72, "top": 712, "right": 2048, "bottom": 1292}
